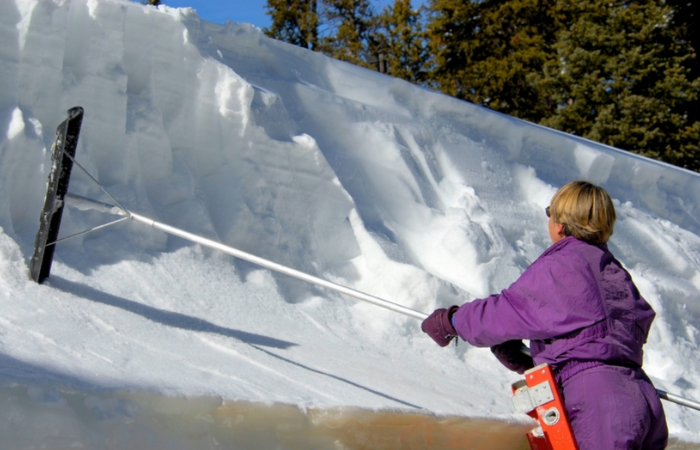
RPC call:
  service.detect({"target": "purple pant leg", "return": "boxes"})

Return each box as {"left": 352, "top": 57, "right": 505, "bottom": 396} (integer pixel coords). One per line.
{"left": 560, "top": 365, "right": 668, "bottom": 450}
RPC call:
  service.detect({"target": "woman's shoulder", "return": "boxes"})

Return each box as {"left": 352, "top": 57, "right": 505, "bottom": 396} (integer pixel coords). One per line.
{"left": 509, "top": 238, "right": 604, "bottom": 312}
{"left": 537, "top": 236, "right": 597, "bottom": 264}
{"left": 523, "top": 237, "right": 608, "bottom": 284}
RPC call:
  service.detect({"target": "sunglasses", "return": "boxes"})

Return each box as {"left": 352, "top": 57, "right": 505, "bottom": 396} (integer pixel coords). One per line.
{"left": 545, "top": 206, "right": 551, "bottom": 218}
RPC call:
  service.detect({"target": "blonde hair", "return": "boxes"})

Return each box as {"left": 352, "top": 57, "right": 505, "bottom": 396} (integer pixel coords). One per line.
{"left": 550, "top": 181, "right": 616, "bottom": 245}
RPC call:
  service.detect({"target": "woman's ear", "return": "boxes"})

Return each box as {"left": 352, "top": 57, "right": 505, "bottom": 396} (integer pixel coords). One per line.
{"left": 555, "top": 223, "right": 566, "bottom": 239}
{"left": 549, "top": 218, "right": 567, "bottom": 244}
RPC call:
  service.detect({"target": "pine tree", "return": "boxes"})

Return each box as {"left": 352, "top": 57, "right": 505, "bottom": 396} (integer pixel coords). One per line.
{"left": 264, "top": 0, "right": 319, "bottom": 50}
{"left": 426, "top": 0, "right": 560, "bottom": 123}
{"left": 666, "top": 0, "right": 699, "bottom": 126}
{"left": 666, "top": 0, "right": 698, "bottom": 71}
{"left": 318, "top": 0, "right": 377, "bottom": 68}
{"left": 424, "top": 0, "right": 480, "bottom": 96}
{"left": 539, "top": 0, "right": 700, "bottom": 171}
{"left": 375, "top": 0, "right": 427, "bottom": 83}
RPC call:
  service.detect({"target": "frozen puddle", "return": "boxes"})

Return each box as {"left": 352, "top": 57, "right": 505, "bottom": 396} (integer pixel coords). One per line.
{"left": 0, "top": 381, "right": 536, "bottom": 449}
{"left": 1, "top": 382, "right": 698, "bottom": 449}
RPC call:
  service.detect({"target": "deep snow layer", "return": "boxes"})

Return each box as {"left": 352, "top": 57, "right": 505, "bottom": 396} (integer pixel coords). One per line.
{"left": 1, "top": 0, "right": 700, "bottom": 444}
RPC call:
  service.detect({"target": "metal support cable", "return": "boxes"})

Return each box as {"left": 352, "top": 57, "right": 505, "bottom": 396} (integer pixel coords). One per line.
{"left": 59, "top": 147, "right": 131, "bottom": 218}
{"left": 46, "top": 149, "right": 131, "bottom": 247}
{"left": 43, "top": 148, "right": 133, "bottom": 246}
{"left": 46, "top": 216, "right": 129, "bottom": 246}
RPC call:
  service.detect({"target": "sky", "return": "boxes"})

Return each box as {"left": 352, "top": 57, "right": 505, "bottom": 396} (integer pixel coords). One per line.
{"left": 160, "top": 0, "right": 274, "bottom": 28}
{"left": 157, "top": 0, "right": 415, "bottom": 29}
{"left": 1, "top": 0, "right": 700, "bottom": 447}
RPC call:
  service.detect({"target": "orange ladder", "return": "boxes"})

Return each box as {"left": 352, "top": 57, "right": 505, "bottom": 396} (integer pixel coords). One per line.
{"left": 511, "top": 363, "right": 578, "bottom": 450}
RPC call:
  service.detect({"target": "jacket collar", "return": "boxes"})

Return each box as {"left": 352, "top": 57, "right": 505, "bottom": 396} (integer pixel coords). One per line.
{"left": 542, "top": 235, "right": 609, "bottom": 258}
{"left": 542, "top": 235, "right": 579, "bottom": 257}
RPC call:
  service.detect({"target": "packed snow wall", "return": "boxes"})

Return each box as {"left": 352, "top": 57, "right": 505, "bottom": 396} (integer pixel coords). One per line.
{"left": 1, "top": 0, "right": 700, "bottom": 442}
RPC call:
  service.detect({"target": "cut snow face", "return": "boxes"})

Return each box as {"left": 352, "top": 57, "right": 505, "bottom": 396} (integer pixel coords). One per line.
{"left": 0, "top": 0, "right": 700, "bottom": 447}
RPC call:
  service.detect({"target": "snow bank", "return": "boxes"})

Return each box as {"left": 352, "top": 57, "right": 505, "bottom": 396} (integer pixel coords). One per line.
{"left": 0, "top": 0, "right": 699, "bottom": 444}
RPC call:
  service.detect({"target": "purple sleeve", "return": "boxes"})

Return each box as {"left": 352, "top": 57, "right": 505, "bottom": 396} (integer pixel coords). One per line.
{"left": 452, "top": 253, "right": 606, "bottom": 347}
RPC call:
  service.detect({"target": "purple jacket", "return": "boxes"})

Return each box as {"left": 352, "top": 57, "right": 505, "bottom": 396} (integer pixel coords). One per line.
{"left": 452, "top": 236, "right": 656, "bottom": 381}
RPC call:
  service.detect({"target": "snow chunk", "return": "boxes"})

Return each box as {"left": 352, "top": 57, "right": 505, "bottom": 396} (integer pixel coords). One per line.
{"left": 6, "top": 108, "right": 24, "bottom": 140}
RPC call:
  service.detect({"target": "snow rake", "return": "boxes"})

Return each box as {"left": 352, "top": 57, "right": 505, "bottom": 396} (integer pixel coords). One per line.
{"left": 29, "top": 106, "right": 84, "bottom": 284}
{"left": 29, "top": 108, "right": 700, "bottom": 437}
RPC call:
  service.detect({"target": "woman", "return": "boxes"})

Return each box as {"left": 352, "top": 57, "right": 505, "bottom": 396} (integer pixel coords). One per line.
{"left": 421, "top": 181, "right": 668, "bottom": 449}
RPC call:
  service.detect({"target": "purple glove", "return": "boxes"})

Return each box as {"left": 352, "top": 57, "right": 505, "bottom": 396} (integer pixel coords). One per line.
{"left": 490, "top": 340, "right": 534, "bottom": 374}
{"left": 421, "top": 305, "right": 459, "bottom": 347}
